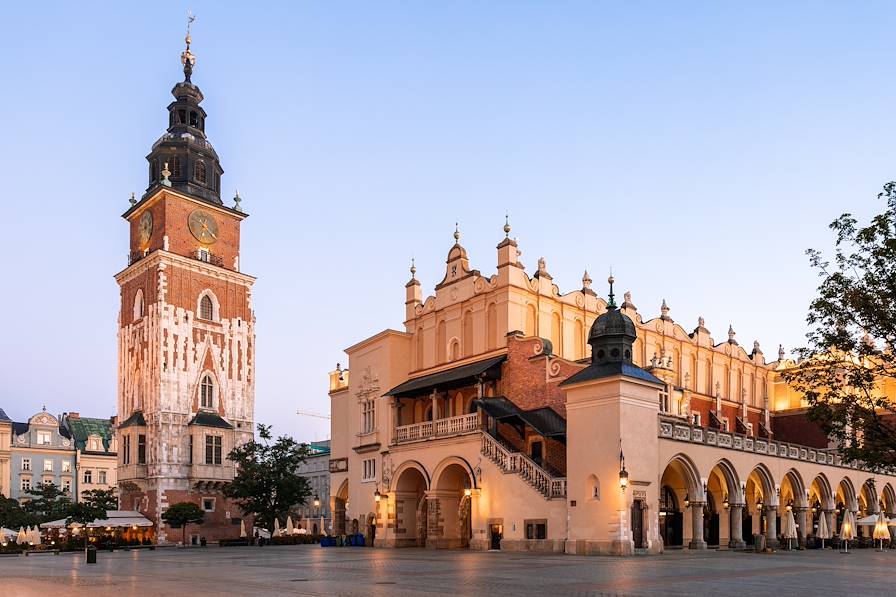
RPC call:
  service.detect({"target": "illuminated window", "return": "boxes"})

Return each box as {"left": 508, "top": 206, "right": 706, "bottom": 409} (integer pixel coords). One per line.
{"left": 43, "top": 459, "right": 53, "bottom": 472}
{"left": 83, "top": 469, "right": 92, "bottom": 484}
{"left": 21, "top": 458, "right": 30, "bottom": 471}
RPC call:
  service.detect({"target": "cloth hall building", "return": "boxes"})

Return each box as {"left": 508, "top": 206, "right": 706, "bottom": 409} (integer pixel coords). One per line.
{"left": 328, "top": 226, "right": 896, "bottom": 555}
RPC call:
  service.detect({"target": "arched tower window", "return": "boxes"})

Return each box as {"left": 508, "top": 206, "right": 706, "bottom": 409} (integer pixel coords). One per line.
{"left": 171, "top": 156, "right": 182, "bottom": 178}
{"left": 416, "top": 327, "right": 424, "bottom": 369}
{"left": 200, "top": 374, "right": 214, "bottom": 409}
{"left": 551, "top": 312, "right": 562, "bottom": 354}
{"left": 525, "top": 304, "right": 537, "bottom": 336}
{"left": 199, "top": 295, "right": 214, "bottom": 321}
{"left": 462, "top": 311, "right": 474, "bottom": 357}
{"left": 486, "top": 303, "right": 498, "bottom": 350}
{"left": 149, "top": 160, "right": 158, "bottom": 183}
{"left": 195, "top": 160, "right": 207, "bottom": 184}
{"left": 437, "top": 320, "right": 447, "bottom": 363}
{"left": 133, "top": 289, "right": 145, "bottom": 322}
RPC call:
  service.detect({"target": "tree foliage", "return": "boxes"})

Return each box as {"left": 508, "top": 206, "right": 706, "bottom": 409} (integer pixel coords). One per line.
{"left": 23, "top": 483, "right": 71, "bottom": 522}
{"left": 223, "top": 424, "right": 312, "bottom": 532}
{"left": 784, "top": 182, "right": 896, "bottom": 472}
{"left": 0, "top": 494, "right": 35, "bottom": 529}
{"left": 81, "top": 488, "right": 118, "bottom": 512}
{"left": 161, "top": 501, "right": 205, "bottom": 545}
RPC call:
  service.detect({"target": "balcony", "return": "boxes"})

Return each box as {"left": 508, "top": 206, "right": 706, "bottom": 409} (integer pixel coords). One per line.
{"left": 392, "top": 412, "right": 481, "bottom": 445}
{"left": 192, "top": 249, "right": 224, "bottom": 268}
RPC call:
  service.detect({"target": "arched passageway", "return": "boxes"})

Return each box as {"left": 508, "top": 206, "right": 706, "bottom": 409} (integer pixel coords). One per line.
{"left": 429, "top": 460, "right": 474, "bottom": 549}
{"left": 707, "top": 460, "right": 743, "bottom": 549}
{"left": 333, "top": 480, "right": 348, "bottom": 536}
{"left": 746, "top": 466, "right": 777, "bottom": 548}
{"left": 392, "top": 464, "right": 429, "bottom": 547}
{"left": 660, "top": 455, "right": 704, "bottom": 550}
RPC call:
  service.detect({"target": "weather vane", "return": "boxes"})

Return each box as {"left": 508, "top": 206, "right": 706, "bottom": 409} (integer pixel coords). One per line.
{"left": 182, "top": 11, "right": 197, "bottom": 66}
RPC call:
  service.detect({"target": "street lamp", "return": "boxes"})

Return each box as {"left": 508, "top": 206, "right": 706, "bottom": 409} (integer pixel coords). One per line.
{"left": 618, "top": 449, "right": 628, "bottom": 492}
{"left": 684, "top": 494, "right": 690, "bottom": 509}
{"left": 786, "top": 500, "right": 793, "bottom": 512}
{"left": 723, "top": 494, "right": 730, "bottom": 510}
{"left": 374, "top": 489, "right": 381, "bottom": 503}
{"left": 313, "top": 495, "right": 321, "bottom": 509}
{"left": 464, "top": 488, "right": 472, "bottom": 497}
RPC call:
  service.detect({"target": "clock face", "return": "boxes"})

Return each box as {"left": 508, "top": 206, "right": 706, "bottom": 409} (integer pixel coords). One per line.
{"left": 188, "top": 210, "right": 219, "bottom": 244}
{"left": 138, "top": 211, "right": 153, "bottom": 248}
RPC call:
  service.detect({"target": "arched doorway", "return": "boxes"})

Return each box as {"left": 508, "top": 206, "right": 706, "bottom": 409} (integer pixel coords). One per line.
{"left": 746, "top": 466, "right": 776, "bottom": 547}
{"left": 835, "top": 477, "right": 857, "bottom": 535}
{"left": 858, "top": 479, "right": 878, "bottom": 541}
{"left": 660, "top": 455, "right": 704, "bottom": 550}
{"left": 780, "top": 469, "right": 807, "bottom": 547}
{"left": 660, "top": 485, "right": 683, "bottom": 547}
{"left": 334, "top": 480, "right": 348, "bottom": 536}
{"left": 704, "top": 494, "right": 720, "bottom": 547}
{"left": 392, "top": 463, "right": 429, "bottom": 547}
{"left": 431, "top": 460, "right": 474, "bottom": 549}
{"left": 707, "top": 460, "right": 742, "bottom": 548}
{"left": 809, "top": 474, "right": 834, "bottom": 542}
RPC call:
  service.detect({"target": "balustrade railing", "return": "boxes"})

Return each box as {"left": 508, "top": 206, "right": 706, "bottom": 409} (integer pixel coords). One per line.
{"left": 392, "top": 412, "right": 480, "bottom": 444}
{"left": 480, "top": 432, "right": 567, "bottom": 498}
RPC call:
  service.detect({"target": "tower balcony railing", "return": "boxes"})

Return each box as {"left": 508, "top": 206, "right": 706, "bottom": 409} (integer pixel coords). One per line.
{"left": 392, "top": 412, "right": 481, "bottom": 444}
{"left": 192, "top": 249, "right": 224, "bottom": 268}
{"left": 128, "top": 250, "right": 151, "bottom": 266}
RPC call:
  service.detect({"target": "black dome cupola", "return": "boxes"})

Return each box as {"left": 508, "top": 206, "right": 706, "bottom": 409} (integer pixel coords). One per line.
{"left": 588, "top": 275, "right": 637, "bottom": 365}
{"left": 143, "top": 31, "right": 223, "bottom": 205}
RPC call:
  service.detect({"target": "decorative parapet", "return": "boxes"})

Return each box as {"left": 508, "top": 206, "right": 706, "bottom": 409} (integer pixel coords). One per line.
{"left": 658, "top": 414, "right": 861, "bottom": 470}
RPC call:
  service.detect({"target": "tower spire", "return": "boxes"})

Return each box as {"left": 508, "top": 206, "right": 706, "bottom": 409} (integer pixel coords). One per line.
{"left": 181, "top": 12, "right": 197, "bottom": 82}
{"left": 607, "top": 272, "right": 616, "bottom": 308}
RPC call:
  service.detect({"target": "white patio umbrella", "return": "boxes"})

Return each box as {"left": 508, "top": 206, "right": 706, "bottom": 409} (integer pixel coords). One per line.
{"left": 873, "top": 513, "right": 890, "bottom": 550}
{"left": 320, "top": 516, "right": 326, "bottom": 536}
{"left": 816, "top": 511, "right": 830, "bottom": 549}
{"left": 782, "top": 510, "right": 798, "bottom": 550}
{"left": 273, "top": 518, "right": 281, "bottom": 538}
{"left": 840, "top": 510, "right": 856, "bottom": 553}
{"left": 286, "top": 516, "right": 294, "bottom": 535}
{"left": 239, "top": 519, "right": 247, "bottom": 539}
{"left": 296, "top": 528, "right": 308, "bottom": 535}
{"left": 16, "top": 527, "right": 25, "bottom": 545}
{"left": 32, "top": 526, "right": 41, "bottom": 545}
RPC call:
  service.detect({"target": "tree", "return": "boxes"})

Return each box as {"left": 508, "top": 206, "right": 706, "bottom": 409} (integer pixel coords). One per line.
{"left": 81, "top": 488, "right": 118, "bottom": 512}
{"left": 23, "top": 483, "right": 71, "bottom": 523}
{"left": 0, "top": 494, "right": 35, "bottom": 530}
{"left": 67, "top": 501, "right": 107, "bottom": 554}
{"left": 783, "top": 181, "right": 896, "bottom": 472}
{"left": 224, "top": 424, "right": 312, "bottom": 532}
{"left": 161, "top": 502, "right": 205, "bottom": 545}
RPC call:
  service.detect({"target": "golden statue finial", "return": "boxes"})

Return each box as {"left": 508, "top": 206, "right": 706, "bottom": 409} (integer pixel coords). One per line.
{"left": 181, "top": 11, "right": 197, "bottom": 67}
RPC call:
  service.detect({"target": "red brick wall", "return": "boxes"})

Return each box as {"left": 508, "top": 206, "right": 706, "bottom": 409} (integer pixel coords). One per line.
{"left": 501, "top": 335, "right": 586, "bottom": 418}
{"left": 772, "top": 411, "right": 830, "bottom": 448}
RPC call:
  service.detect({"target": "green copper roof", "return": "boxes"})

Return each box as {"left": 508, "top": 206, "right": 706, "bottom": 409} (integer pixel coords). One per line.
{"left": 66, "top": 417, "right": 113, "bottom": 453}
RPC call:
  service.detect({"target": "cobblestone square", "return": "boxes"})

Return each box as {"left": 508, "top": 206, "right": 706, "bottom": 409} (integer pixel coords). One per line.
{"left": 1, "top": 546, "right": 893, "bottom": 597}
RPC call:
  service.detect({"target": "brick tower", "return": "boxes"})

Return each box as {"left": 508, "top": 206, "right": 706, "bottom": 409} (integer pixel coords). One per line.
{"left": 115, "top": 31, "right": 256, "bottom": 543}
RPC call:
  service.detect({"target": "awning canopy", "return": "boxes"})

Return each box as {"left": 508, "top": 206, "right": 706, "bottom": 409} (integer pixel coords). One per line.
{"left": 40, "top": 510, "right": 153, "bottom": 529}
{"left": 387, "top": 355, "right": 505, "bottom": 399}
{"left": 474, "top": 397, "right": 566, "bottom": 438}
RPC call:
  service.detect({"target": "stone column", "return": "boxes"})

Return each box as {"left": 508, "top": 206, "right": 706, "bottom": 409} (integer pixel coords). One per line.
{"left": 728, "top": 504, "right": 746, "bottom": 549}
{"left": 765, "top": 506, "right": 778, "bottom": 549}
{"left": 888, "top": 512, "right": 896, "bottom": 544}
{"left": 688, "top": 502, "right": 707, "bottom": 550}
{"left": 823, "top": 509, "right": 834, "bottom": 545}
{"left": 431, "top": 390, "right": 439, "bottom": 420}
{"left": 794, "top": 507, "right": 808, "bottom": 548}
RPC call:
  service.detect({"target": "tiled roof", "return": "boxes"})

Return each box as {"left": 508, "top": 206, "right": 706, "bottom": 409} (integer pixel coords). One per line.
{"left": 188, "top": 411, "right": 234, "bottom": 429}
{"left": 118, "top": 412, "right": 147, "bottom": 428}
{"left": 67, "top": 417, "right": 113, "bottom": 452}
{"left": 560, "top": 361, "right": 664, "bottom": 387}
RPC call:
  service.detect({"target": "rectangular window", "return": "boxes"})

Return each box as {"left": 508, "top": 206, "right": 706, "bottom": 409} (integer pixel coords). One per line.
{"left": 98, "top": 470, "right": 107, "bottom": 485}
{"left": 362, "top": 400, "right": 376, "bottom": 434}
{"left": 43, "top": 459, "right": 53, "bottom": 472}
{"left": 62, "top": 461, "right": 71, "bottom": 473}
{"left": 189, "top": 435, "right": 194, "bottom": 464}
{"left": 42, "top": 476, "right": 52, "bottom": 486}
{"left": 37, "top": 431, "right": 51, "bottom": 445}
{"left": 525, "top": 520, "right": 547, "bottom": 540}
{"left": 361, "top": 458, "right": 376, "bottom": 482}
{"left": 138, "top": 434, "right": 146, "bottom": 465}
{"left": 62, "top": 479, "right": 71, "bottom": 492}
{"left": 205, "top": 436, "right": 222, "bottom": 465}
{"left": 21, "top": 477, "right": 31, "bottom": 491}
{"left": 83, "top": 470, "right": 92, "bottom": 484}
{"left": 659, "top": 384, "right": 670, "bottom": 413}
{"left": 123, "top": 435, "right": 131, "bottom": 465}
{"left": 202, "top": 498, "right": 215, "bottom": 512}
{"left": 21, "top": 458, "right": 30, "bottom": 471}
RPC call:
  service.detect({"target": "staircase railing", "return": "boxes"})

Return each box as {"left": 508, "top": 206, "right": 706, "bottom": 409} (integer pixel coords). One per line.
{"left": 480, "top": 432, "right": 566, "bottom": 498}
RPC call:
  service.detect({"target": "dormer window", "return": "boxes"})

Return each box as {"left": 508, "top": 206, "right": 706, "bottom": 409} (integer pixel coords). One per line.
{"left": 200, "top": 374, "right": 214, "bottom": 409}
{"left": 195, "top": 160, "right": 207, "bottom": 184}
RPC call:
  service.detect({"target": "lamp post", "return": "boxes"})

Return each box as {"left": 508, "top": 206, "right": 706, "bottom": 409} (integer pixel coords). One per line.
{"left": 618, "top": 450, "right": 628, "bottom": 492}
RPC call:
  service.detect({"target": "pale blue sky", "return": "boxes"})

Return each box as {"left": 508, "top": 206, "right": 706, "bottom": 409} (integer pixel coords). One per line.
{"left": 1, "top": 2, "right": 894, "bottom": 441}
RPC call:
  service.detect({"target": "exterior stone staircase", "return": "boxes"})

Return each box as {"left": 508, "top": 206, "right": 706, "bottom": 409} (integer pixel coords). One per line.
{"left": 480, "top": 432, "right": 567, "bottom": 499}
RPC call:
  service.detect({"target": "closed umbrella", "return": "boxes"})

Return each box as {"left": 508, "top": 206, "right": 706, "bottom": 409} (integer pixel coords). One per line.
{"left": 273, "top": 518, "right": 281, "bottom": 538}
{"left": 782, "top": 510, "right": 798, "bottom": 550}
{"left": 239, "top": 519, "right": 247, "bottom": 539}
{"left": 16, "top": 527, "right": 25, "bottom": 545}
{"left": 320, "top": 516, "right": 326, "bottom": 537}
{"left": 816, "top": 511, "right": 830, "bottom": 549}
{"left": 873, "top": 513, "right": 889, "bottom": 550}
{"left": 32, "top": 526, "right": 41, "bottom": 545}
{"left": 840, "top": 510, "right": 856, "bottom": 553}
{"left": 286, "top": 516, "right": 294, "bottom": 536}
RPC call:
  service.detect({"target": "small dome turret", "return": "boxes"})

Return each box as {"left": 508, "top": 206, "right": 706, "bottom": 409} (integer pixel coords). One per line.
{"left": 588, "top": 275, "right": 637, "bottom": 365}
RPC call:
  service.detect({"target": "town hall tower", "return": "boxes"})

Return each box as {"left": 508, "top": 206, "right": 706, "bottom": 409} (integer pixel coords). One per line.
{"left": 115, "top": 32, "right": 256, "bottom": 542}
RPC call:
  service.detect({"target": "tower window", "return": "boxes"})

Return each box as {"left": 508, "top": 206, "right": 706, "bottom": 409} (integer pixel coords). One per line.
{"left": 178, "top": 109, "right": 186, "bottom": 124}
{"left": 171, "top": 156, "right": 182, "bottom": 178}
{"left": 190, "top": 111, "right": 199, "bottom": 127}
{"left": 195, "top": 160, "right": 207, "bottom": 184}
{"left": 133, "top": 289, "right": 145, "bottom": 322}
{"left": 150, "top": 160, "right": 158, "bottom": 182}
{"left": 199, "top": 294, "right": 214, "bottom": 320}
{"left": 200, "top": 374, "right": 214, "bottom": 409}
